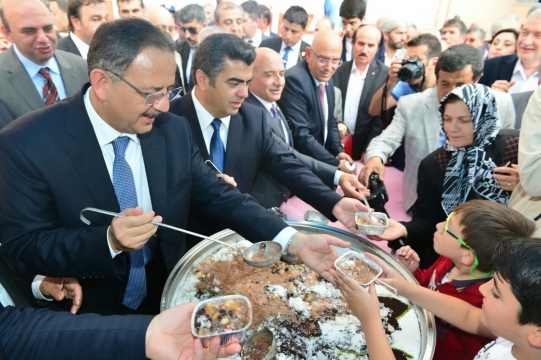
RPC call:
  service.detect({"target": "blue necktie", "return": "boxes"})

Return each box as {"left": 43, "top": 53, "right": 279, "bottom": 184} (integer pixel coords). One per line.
{"left": 210, "top": 119, "right": 225, "bottom": 172}
{"left": 112, "top": 136, "right": 147, "bottom": 310}
{"left": 282, "top": 46, "right": 292, "bottom": 69}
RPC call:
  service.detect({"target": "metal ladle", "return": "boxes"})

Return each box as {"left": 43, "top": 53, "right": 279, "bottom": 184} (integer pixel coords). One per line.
{"left": 241, "top": 327, "right": 276, "bottom": 360}
{"left": 79, "top": 207, "right": 283, "bottom": 268}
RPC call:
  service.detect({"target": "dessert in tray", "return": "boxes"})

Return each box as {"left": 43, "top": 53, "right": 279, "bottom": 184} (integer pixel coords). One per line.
{"left": 172, "top": 240, "right": 422, "bottom": 359}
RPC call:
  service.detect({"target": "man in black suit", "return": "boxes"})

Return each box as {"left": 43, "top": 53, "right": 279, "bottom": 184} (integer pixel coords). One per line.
{"left": 259, "top": 6, "right": 309, "bottom": 70}
{"left": 479, "top": 10, "right": 541, "bottom": 94}
{"left": 241, "top": 1, "right": 269, "bottom": 47}
{"left": 257, "top": 4, "right": 278, "bottom": 38}
{"left": 512, "top": 90, "right": 534, "bottom": 128}
{"left": 278, "top": 29, "right": 353, "bottom": 167}
{"left": 333, "top": 25, "right": 388, "bottom": 160}
{"left": 338, "top": 0, "right": 366, "bottom": 63}
{"left": 0, "top": 19, "right": 353, "bottom": 316}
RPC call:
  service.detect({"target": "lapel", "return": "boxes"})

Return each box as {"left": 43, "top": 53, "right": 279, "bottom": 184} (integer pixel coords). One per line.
{"left": 303, "top": 61, "right": 325, "bottom": 129}
{"left": 276, "top": 105, "right": 293, "bottom": 145}
{"left": 66, "top": 35, "right": 82, "bottom": 56}
{"left": 139, "top": 129, "right": 167, "bottom": 218}
{"left": 503, "top": 54, "right": 518, "bottom": 80}
{"left": 3, "top": 47, "right": 44, "bottom": 111}
{"left": 224, "top": 112, "right": 242, "bottom": 175}
{"left": 55, "top": 50, "right": 79, "bottom": 96}
{"left": 358, "top": 60, "right": 379, "bottom": 113}
{"left": 299, "top": 40, "right": 308, "bottom": 62}
{"left": 337, "top": 61, "right": 353, "bottom": 104}
{"left": 178, "top": 92, "right": 210, "bottom": 158}
{"left": 422, "top": 88, "right": 441, "bottom": 149}
{"left": 179, "top": 41, "right": 191, "bottom": 85}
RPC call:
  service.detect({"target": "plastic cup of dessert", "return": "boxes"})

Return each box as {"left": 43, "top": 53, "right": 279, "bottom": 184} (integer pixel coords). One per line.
{"left": 191, "top": 295, "right": 253, "bottom": 346}
{"left": 355, "top": 211, "right": 388, "bottom": 235}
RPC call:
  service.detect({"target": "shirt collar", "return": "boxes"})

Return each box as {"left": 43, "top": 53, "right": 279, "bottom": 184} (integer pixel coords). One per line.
{"left": 70, "top": 32, "right": 90, "bottom": 58}
{"left": 246, "top": 29, "right": 263, "bottom": 45}
{"left": 251, "top": 92, "right": 273, "bottom": 112}
{"left": 84, "top": 87, "right": 139, "bottom": 147}
{"left": 191, "top": 90, "right": 231, "bottom": 130}
{"left": 311, "top": 75, "right": 327, "bottom": 87}
{"left": 351, "top": 61, "right": 369, "bottom": 79}
{"left": 12, "top": 44, "right": 61, "bottom": 78}
{"left": 512, "top": 59, "right": 539, "bottom": 80}
{"left": 445, "top": 262, "right": 493, "bottom": 291}
{"left": 280, "top": 39, "right": 302, "bottom": 54}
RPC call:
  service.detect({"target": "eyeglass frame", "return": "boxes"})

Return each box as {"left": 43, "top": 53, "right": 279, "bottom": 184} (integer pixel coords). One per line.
{"left": 309, "top": 49, "right": 343, "bottom": 67}
{"left": 442, "top": 212, "right": 494, "bottom": 278}
{"left": 104, "top": 69, "right": 182, "bottom": 106}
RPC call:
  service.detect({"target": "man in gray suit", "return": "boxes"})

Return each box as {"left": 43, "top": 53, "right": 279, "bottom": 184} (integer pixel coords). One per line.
{"left": 245, "top": 48, "right": 365, "bottom": 208}
{"left": 512, "top": 90, "right": 534, "bottom": 129}
{"left": 0, "top": 0, "right": 88, "bottom": 119}
{"left": 359, "top": 45, "right": 516, "bottom": 212}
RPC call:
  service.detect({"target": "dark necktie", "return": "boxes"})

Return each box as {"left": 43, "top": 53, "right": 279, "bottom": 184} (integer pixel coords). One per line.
{"left": 247, "top": 39, "right": 254, "bottom": 45}
{"left": 112, "top": 136, "right": 147, "bottom": 310}
{"left": 270, "top": 103, "right": 285, "bottom": 138}
{"left": 38, "top": 67, "right": 59, "bottom": 106}
{"left": 318, "top": 83, "right": 327, "bottom": 120}
{"left": 282, "top": 46, "right": 292, "bottom": 69}
{"left": 210, "top": 119, "right": 225, "bottom": 172}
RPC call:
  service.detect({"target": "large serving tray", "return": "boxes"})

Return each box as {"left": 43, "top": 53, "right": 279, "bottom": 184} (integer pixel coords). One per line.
{"left": 161, "top": 221, "right": 436, "bottom": 360}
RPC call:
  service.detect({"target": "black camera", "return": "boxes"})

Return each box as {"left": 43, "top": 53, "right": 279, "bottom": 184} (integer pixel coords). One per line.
{"left": 366, "top": 173, "right": 389, "bottom": 215}
{"left": 397, "top": 57, "right": 424, "bottom": 82}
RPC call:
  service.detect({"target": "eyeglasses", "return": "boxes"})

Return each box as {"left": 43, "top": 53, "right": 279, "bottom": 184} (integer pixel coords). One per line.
{"left": 310, "top": 49, "right": 342, "bottom": 67}
{"left": 178, "top": 25, "right": 198, "bottom": 35}
{"left": 442, "top": 212, "right": 494, "bottom": 278}
{"left": 105, "top": 70, "right": 182, "bottom": 106}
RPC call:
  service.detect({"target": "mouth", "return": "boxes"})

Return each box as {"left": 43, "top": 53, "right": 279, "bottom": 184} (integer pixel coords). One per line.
{"left": 230, "top": 100, "right": 243, "bottom": 109}
{"left": 36, "top": 45, "right": 52, "bottom": 53}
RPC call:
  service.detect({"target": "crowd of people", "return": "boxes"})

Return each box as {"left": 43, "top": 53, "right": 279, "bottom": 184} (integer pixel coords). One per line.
{"left": 0, "top": 0, "right": 540, "bottom": 359}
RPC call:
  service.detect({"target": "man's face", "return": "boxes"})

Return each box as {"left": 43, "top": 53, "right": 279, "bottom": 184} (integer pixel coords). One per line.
{"left": 441, "top": 25, "right": 463, "bottom": 47}
{"left": 341, "top": 17, "right": 362, "bottom": 39}
{"left": 117, "top": 0, "right": 145, "bottom": 19}
{"left": 49, "top": 1, "right": 69, "bottom": 32}
{"left": 199, "top": 59, "right": 252, "bottom": 118}
{"left": 386, "top": 26, "right": 408, "bottom": 49}
{"left": 352, "top": 27, "right": 380, "bottom": 68}
{"left": 249, "top": 53, "right": 285, "bottom": 103}
{"left": 281, "top": 19, "right": 304, "bottom": 47}
{"left": 464, "top": 33, "right": 484, "bottom": 48}
{"left": 307, "top": 42, "right": 342, "bottom": 82}
{"left": 436, "top": 65, "right": 475, "bottom": 100}
{"left": 517, "top": 15, "right": 541, "bottom": 64}
{"left": 2, "top": 2, "right": 57, "bottom": 65}
{"left": 218, "top": 7, "right": 243, "bottom": 36}
{"left": 178, "top": 19, "right": 204, "bottom": 47}
{"left": 404, "top": 44, "right": 430, "bottom": 85}
{"left": 102, "top": 48, "right": 176, "bottom": 134}
{"left": 242, "top": 12, "right": 259, "bottom": 39}
{"left": 71, "top": 2, "right": 108, "bottom": 45}
{"left": 203, "top": 4, "right": 214, "bottom": 23}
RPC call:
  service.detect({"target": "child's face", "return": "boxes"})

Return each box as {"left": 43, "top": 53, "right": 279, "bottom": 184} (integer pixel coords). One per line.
{"left": 433, "top": 212, "right": 467, "bottom": 260}
{"left": 338, "top": 123, "right": 347, "bottom": 139}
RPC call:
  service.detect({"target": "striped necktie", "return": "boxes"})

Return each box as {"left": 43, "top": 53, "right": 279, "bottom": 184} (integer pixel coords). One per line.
{"left": 38, "top": 67, "right": 59, "bottom": 106}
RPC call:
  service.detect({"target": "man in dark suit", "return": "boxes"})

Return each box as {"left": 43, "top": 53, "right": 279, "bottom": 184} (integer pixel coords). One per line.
{"left": 278, "top": 29, "right": 353, "bottom": 166}
{"left": 512, "top": 90, "right": 534, "bottom": 128}
{"left": 257, "top": 4, "right": 278, "bottom": 38}
{"left": 338, "top": 0, "right": 366, "bottom": 63}
{"left": 0, "top": 0, "right": 88, "bottom": 118}
{"left": 333, "top": 25, "right": 388, "bottom": 160}
{"left": 0, "top": 98, "right": 15, "bottom": 129}
{"left": 259, "top": 6, "right": 309, "bottom": 70}
{"left": 0, "top": 19, "right": 354, "bottom": 316}
{"left": 241, "top": 1, "right": 268, "bottom": 47}
{"left": 479, "top": 10, "right": 541, "bottom": 94}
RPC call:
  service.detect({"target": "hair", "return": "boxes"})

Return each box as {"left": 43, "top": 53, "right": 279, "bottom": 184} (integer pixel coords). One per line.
{"left": 317, "top": 16, "right": 334, "bottom": 30}
{"left": 493, "top": 238, "right": 541, "bottom": 327}
{"left": 51, "top": 0, "right": 68, "bottom": 12}
{"left": 116, "top": 0, "right": 143, "bottom": 7}
{"left": 283, "top": 6, "right": 308, "bottom": 29}
{"left": 381, "top": 18, "right": 410, "bottom": 34}
{"left": 442, "top": 16, "right": 467, "bottom": 35}
{"left": 352, "top": 24, "right": 383, "bottom": 49}
{"left": 490, "top": 14, "right": 520, "bottom": 38}
{"left": 338, "top": 0, "right": 366, "bottom": 20}
{"left": 175, "top": 4, "right": 205, "bottom": 24}
{"left": 87, "top": 18, "right": 174, "bottom": 80}
{"left": 192, "top": 33, "right": 255, "bottom": 86}
{"left": 67, "top": 0, "right": 105, "bottom": 32}
{"left": 528, "top": 5, "right": 541, "bottom": 17}
{"left": 197, "top": 23, "right": 226, "bottom": 43}
{"left": 0, "top": 7, "right": 9, "bottom": 32}
{"left": 257, "top": 4, "right": 270, "bottom": 24}
{"left": 214, "top": 1, "right": 242, "bottom": 24}
{"left": 466, "top": 27, "right": 485, "bottom": 41}
{"left": 407, "top": 33, "right": 442, "bottom": 59}
{"left": 241, "top": 0, "right": 259, "bottom": 21}
{"left": 490, "top": 28, "right": 519, "bottom": 44}
{"left": 435, "top": 44, "right": 483, "bottom": 81}
{"left": 452, "top": 200, "right": 535, "bottom": 273}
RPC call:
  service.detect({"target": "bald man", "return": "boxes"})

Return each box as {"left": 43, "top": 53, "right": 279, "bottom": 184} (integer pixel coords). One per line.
{"left": 0, "top": 0, "right": 88, "bottom": 118}
{"left": 146, "top": 5, "right": 176, "bottom": 40}
{"left": 314, "top": 17, "right": 334, "bottom": 33}
{"left": 278, "top": 29, "right": 352, "bottom": 166}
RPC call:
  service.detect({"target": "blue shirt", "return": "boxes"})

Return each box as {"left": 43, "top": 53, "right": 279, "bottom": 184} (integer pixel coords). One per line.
{"left": 391, "top": 81, "right": 418, "bottom": 101}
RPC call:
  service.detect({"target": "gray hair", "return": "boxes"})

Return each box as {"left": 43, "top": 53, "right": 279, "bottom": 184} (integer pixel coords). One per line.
{"left": 51, "top": 0, "right": 68, "bottom": 11}
{"left": 214, "top": 1, "right": 242, "bottom": 24}
{"left": 466, "top": 27, "right": 485, "bottom": 40}
{"left": 175, "top": 4, "right": 206, "bottom": 24}
{"left": 528, "top": 4, "right": 541, "bottom": 17}
{"left": 528, "top": 8, "right": 541, "bottom": 20}
{"left": 490, "top": 14, "right": 521, "bottom": 38}
{"left": 197, "top": 25, "right": 226, "bottom": 44}
{"left": 381, "top": 18, "right": 410, "bottom": 34}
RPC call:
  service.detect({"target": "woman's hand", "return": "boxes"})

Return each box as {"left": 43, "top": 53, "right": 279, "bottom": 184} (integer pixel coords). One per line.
{"left": 492, "top": 164, "right": 519, "bottom": 191}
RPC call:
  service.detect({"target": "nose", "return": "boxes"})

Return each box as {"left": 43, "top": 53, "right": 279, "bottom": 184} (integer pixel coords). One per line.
{"left": 36, "top": 28, "right": 48, "bottom": 43}
{"left": 153, "top": 94, "right": 170, "bottom": 113}
{"left": 478, "top": 280, "right": 490, "bottom": 297}
{"left": 237, "top": 84, "right": 249, "bottom": 99}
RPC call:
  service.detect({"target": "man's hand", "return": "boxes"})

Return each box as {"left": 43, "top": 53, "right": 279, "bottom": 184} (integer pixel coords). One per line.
{"left": 492, "top": 164, "right": 520, "bottom": 192}
{"left": 396, "top": 246, "right": 420, "bottom": 273}
{"left": 338, "top": 159, "right": 354, "bottom": 174}
{"left": 491, "top": 80, "right": 516, "bottom": 93}
{"left": 146, "top": 302, "right": 241, "bottom": 360}
{"left": 331, "top": 197, "right": 369, "bottom": 234}
{"left": 339, "top": 173, "right": 370, "bottom": 201}
{"left": 217, "top": 173, "right": 237, "bottom": 187}
{"left": 287, "top": 232, "right": 350, "bottom": 285}
{"left": 367, "top": 218, "right": 407, "bottom": 241}
{"left": 387, "top": 59, "right": 403, "bottom": 86}
{"left": 39, "top": 277, "right": 83, "bottom": 314}
{"left": 336, "top": 152, "right": 354, "bottom": 164}
{"left": 109, "top": 206, "right": 162, "bottom": 253}
{"left": 359, "top": 157, "right": 385, "bottom": 185}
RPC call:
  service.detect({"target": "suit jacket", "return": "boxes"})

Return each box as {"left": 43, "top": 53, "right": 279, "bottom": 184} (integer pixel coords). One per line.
{"left": 0, "top": 304, "right": 151, "bottom": 359}
{"left": 56, "top": 35, "right": 82, "bottom": 57}
{"left": 169, "top": 92, "right": 342, "bottom": 213}
{"left": 511, "top": 90, "right": 533, "bottom": 129}
{"left": 333, "top": 58, "right": 389, "bottom": 159}
{"left": 365, "top": 87, "right": 516, "bottom": 211}
{"left": 278, "top": 60, "right": 342, "bottom": 166}
{"left": 259, "top": 37, "right": 309, "bottom": 65}
{"left": 0, "top": 47, "right": 88, "bottom": 119}
{"left": 0, "top": 98, "right": 15, "bottom": 130}
{"left": 0, "top": 254, "right": 32, "bottom": 308}
{"left": 478, "top": 54, "right": 517, "bottom": 87}
{"left": 176, "top": 40, "right": 193, "bottom": 94}
{"left": 245, "top": 92, "right": 337, "bottom": 207}
{"left": 0, "top": 84, "right": 289, "bottom": 314}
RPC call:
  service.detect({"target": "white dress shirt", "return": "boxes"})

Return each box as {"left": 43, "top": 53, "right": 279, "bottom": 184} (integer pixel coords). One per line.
{"left": 245, "top": 29, "right": 264, "bottom": 47}
{"left": 344, "top": 37, "right": 353, "bottom": 62}
{"left": 343, "top": 63, "right": 368, "bottom": 133}
{"left": 186, "top": 46, "right": 197, "bottom": 85}
{"left": 509, "top": 59, "right": 539, "bottom": 94}
{"left": 84, "top": 88, "right": 153, "bottom": 257}
{"left": 280, "top": 40, "right": 303, "bottom": 70}
{"left": 13, "top": 44, "right": 67, "bottom": 100}
{"left": 312, "top": 77, "right": 329, "bottom": 142}
{"left": 0, "top": 283, "right": 14, "bottom": 306}
{"left": 69, "top": 32, "right": 90, "bottom": 59}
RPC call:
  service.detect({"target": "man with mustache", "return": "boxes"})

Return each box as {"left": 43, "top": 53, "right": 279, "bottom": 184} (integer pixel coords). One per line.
{"left": 381, "top": 18, "right": 409, "bottom": 66}
{"left": 480, "top": 9, "right": 541, "bottom": 95}
{"left": 0, "top": 0, "right": 88, "bottom": 119}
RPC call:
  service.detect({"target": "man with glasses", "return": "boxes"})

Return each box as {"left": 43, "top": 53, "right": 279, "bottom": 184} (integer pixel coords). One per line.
{"left": 278, "top": 29, "right": 353, "bottom": 166}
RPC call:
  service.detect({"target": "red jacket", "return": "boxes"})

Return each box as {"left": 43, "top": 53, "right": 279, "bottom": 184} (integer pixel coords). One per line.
{"left": 415, "top": 256, "right": 493, "bottom": 360}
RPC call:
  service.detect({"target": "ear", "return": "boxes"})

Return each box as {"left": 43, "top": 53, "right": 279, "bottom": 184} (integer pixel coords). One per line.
{"left": 305, "top": 46, "right": 311, "bottom": 59}
{"left": 383, "top": 32, "right": 389, "bottom": 42}
{"left": 70, "top": 16, "right": 81, "bottom": 31}
{"left": 202, "top": 22, "right": 207, "bottom": 28}
{"left": 195, "top": 69, "right": 208, "bottom": 91}
{"left": 1, "top": 25, "right": 12, "bottom": 43}
{"left": 89, "top": 69, "right": 110, "bottom": 102}
{"left": 461, "top": 249, "right": 475, "bottom": 268}
{"left": 430, "top": 57, "right": 439, "bottom": 69}
{"left": 527, "top": 328, "right": 541, "bottom": 348}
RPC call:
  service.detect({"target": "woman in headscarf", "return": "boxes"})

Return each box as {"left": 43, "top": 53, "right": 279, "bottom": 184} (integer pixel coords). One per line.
{"left": 370, "top": 84, "right": 520, "bottom": 267}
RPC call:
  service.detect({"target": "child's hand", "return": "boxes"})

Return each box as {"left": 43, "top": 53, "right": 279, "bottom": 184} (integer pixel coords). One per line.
{"left": 364, "top": 253, "right": 409, "bottom": 293}
{"left": 396, "top": 246, "right": 420, "bottom": 273}
{"left": 337, "top": 272, "right": 381, "bottom": 325}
